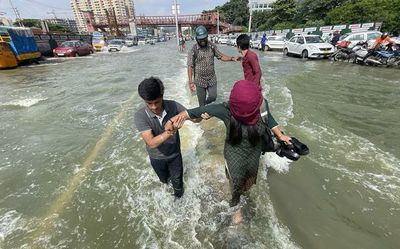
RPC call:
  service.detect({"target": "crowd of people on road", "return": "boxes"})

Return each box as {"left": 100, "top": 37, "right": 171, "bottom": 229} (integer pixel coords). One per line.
{"left": 134, "top": 26, "right": 296, "bottom": 224}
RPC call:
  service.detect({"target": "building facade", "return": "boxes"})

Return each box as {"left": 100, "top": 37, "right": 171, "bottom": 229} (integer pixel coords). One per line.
{"left": 249, "top": 0, "right": 275, "bottom": 11}
{"left": 45, "top": 18, "right": 79, "bottom": 33}
{"left": 70, "top": 0, "right": 135, "bottom": 33}
{"left": 0, "top": 17, "right": 13, "bottom": 26}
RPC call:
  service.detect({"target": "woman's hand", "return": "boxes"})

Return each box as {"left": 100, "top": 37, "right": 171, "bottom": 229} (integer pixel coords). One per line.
{"left": 170, "top": 111, "right": 189, "bottom": 129}
{"left": 271, "top": 127, "right": 292, "bottom": 144}
{"left": 277, "top": 134, "right": 292, "bottom": 144}
{"left": 201, "top": 112, "right": 211, "bottom": 120}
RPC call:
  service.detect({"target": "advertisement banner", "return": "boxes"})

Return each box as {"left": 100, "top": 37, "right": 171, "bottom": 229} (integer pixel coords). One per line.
{"left": 320, "top": 26, "right": 332, "bottom": 32}
{"left": 362, "top": 23, "right": 374, "bottom": 28}
{"left": 333, "top": 25, "right": 346, "bottom": 31}
{"left": 304, "top": 27, "right": 317, "bottom": 32}
{"left": 292, "top": 28, "right": 303, "bottom": 34}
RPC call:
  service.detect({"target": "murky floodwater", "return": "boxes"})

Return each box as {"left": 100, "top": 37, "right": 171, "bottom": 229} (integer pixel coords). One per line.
{"left": 1, "top": 40, "right": 399, "bottom": 249}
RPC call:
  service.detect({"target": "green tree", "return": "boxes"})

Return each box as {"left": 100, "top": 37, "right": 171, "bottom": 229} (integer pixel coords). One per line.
{"left": 296, "top": 0, "right": 350, "bottom": 24}
{"left": 325, "top": 0, "right": 400, "bottom": 31}
{"left": 14, "top": 19, "right": 40, "bottom": 27}
{"left": 48, "top": 23, "right": 71, "bottom": 33}
{"left": 267, "top": 0, "right": 298, "bottom": 28}
{"left": 217, "top": 0, "right": 249, "bottom": 27}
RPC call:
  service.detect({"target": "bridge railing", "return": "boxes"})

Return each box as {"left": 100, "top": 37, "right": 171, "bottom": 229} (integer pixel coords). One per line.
{"left": 134, "top": 13, "right": 217, "bottom": 26}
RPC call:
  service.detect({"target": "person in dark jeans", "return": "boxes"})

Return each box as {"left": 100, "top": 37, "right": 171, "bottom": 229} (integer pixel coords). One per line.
{"left": 187, "top": 25, "right": 238, "bottom": 106}
{"left": 134, "top": 77, "right": 187, "bottom": 198}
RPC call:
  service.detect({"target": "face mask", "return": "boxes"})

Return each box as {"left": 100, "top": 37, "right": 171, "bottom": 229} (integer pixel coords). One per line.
{"left": 197, "top": 38, "right": 208, "bottom": 47}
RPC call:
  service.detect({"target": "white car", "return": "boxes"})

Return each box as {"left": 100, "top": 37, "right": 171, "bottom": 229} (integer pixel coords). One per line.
{"left": 337, "top": 31, "right": 381, "bottom": 48}
{"left": 108, "top": 39, "right": 124, "bottom": 52}
{"left": 250, "top": 38, "right": 261, "bottom": 49}
{"left": 218, "top": 36, "right": 229, "bottom": 44}
{"left": 283, "top": 35, "right": 334, "bottom": 59}
{"left": 260, "top": 35, "right": 286, "bottom": 51}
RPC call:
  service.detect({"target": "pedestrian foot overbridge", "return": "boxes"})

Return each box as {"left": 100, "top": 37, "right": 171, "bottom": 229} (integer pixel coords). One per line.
{"left": 82, "top": 11, "right": 242, "bottom": 34}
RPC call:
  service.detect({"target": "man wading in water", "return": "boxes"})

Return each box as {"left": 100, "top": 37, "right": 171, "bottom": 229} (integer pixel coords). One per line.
{"left": 187, "top": 25, "right": 238, "bottom": 106}
{"left": 134, "top": 77, "right": 187, "bottom": 198}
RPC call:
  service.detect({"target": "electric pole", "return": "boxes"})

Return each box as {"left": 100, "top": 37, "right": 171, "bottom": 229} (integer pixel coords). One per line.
{"left": 9, "top": 0, "right": 24, "bottom": 27}
{"left": 173, "top": 0, "right": 179, "bottom": 49}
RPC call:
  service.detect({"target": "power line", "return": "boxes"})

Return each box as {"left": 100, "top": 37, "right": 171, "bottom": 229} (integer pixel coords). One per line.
{"left": 8, "top": 0, "right": 24, "bottom": 27}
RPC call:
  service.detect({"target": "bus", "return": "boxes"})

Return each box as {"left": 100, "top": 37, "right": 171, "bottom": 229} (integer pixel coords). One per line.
{"left": 92, "top": 31, "right": 106, "bottom": 51}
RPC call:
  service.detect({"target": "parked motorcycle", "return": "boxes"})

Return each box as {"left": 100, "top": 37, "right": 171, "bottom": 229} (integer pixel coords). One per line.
{"left": 331, "top": 40, "right": 354, "bottom": 61}
{"left": 352, "top": 41, "right": 382, "bottom": 66}
{"left": 374, "top": 45, "right": 400, "bottom": 67}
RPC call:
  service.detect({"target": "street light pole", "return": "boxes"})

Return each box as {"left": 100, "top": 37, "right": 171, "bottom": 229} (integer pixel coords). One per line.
{"left": 217, "top": 10, "right": 220, "bottom": 35}
{"left": 248, "top": 6, "right": 252, "bottom": 32}
{"left": 173, "top": 0, "right": 179, "bottom": 49}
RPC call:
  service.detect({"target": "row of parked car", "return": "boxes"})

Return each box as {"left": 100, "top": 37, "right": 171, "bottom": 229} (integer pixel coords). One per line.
{"left": 215, "top": 31, "right": 400, "bottom": 60}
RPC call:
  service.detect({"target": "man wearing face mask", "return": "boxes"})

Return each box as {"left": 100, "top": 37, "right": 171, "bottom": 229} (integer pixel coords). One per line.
{"left": 187, "top": 26, "right": 238, "bottom": 106}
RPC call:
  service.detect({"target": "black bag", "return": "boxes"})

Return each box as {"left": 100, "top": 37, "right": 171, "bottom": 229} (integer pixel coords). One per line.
{"left": 260, "top": 99, "right": 280, "bottom": 154}
{"left": 261, "top": 125, "right": 280, "bottom": 154}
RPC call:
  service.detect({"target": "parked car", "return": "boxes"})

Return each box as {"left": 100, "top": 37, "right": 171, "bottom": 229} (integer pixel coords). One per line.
{"left": 260, "top": 35, "right": 286, "bottom": 51}
{"left": 53, "top": 40, "right": 92, "bottom": 57}
{"left": 227, "top": 37, "right": 237, "bottom": 46}
{"left": 337, "top": 31, "right": 382, "bottom": 48}
{"left": 283, "top": 35, "right": 334, "bottom": 59}
{"left": 138, "top": 38, "right": 146, "bottom": 45}
{"left": 218, "top": 35, "right": 229, "bottom": 44}
{"left": 108, "top": 39, "right": 124, "bottom": 52}
{"left": 250, "top": 38, "right": 261, "bottom": 49}
{"left": 124, "top": 37, "right": 138, "bottom": 46}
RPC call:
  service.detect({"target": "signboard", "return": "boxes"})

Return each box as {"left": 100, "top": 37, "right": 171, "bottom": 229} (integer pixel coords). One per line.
{"left": 362, "top": 23, "right": 374, "bottom": 28}
{"left": 333, "top": 25, "right": 346, "bottom": 31}
{"left": 320, "top": 26, "right": 332, "bottom": 32}
{"left": 349, "top": 24, "right": 361, "bottom": 30}
{"left": 304, "top": 27, "right": 317, "bottom": 32}
{"left": 292, "top": 28, "right": 303, "bottom": 34}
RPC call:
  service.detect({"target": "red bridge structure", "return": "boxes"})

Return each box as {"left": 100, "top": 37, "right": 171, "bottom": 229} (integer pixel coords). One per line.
{"left": 83, "top": 11, "right": 242, "bottom": 35}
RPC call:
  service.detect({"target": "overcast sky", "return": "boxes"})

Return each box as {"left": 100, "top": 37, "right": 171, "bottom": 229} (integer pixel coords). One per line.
{"left": 0, "top": 0, "right": 228, "bottom": 20}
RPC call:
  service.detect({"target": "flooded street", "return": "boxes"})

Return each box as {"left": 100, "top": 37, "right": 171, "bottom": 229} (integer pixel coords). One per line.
{"left": 1, "top": 40, "right": 400, "bottom": 249}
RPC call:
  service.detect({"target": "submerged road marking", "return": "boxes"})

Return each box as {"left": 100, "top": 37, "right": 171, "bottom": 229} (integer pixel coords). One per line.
{"left": 31, "top": 94, "right": 136, "bottom": 245}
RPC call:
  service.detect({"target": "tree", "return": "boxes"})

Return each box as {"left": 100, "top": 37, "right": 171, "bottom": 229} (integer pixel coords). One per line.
{"left": 48, "top": 23, "right": 71, "bottom": 33}
{"left": 325, "top": 0, "right": 400, "bottom": 31}
{"left": 217, "top": 0, "right": 249, "bottom": 27}
{"left": 14, "top": 19, "right": 40, "bottom": 28}
{"left": 267, "top": 0, "right": 298, "bottom": 28}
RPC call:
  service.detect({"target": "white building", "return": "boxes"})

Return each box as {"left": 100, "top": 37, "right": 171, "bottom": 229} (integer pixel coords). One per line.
{"left": 45, "top": 18, "right": 79, "bottom": 33}
{"left": 248, "top": 0, "right": 276, "bottom": 32}
{"left": 249, "top": 0, "right": 275, "bottom": 11}
{"left": 70, "top": 0, "right": 135, "bottom": 33}
{"left": 0, "top": 17, "right": 13, "bottom": 26}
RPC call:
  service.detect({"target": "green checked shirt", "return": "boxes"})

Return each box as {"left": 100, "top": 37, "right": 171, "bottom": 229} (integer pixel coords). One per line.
{"left": 187, "top": 42, "right": 223, "bottom": 88}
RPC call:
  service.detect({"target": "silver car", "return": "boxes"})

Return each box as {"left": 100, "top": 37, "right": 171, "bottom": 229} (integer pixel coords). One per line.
{"left": 260, "top": 35, "right": 286, "bottom": 51}
{"left": 108, "top": 39, "right": 124, "bottom": 52}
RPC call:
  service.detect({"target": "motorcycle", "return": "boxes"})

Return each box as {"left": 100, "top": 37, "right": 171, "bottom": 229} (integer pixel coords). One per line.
{"left": 331, "top": 40, "right": 354, "bottom": 62}
{"left": 374, "top": 45, "right": 400, "bottom": 67}
{"left": 352, "top": 41, "right": 382, "bottom": 66}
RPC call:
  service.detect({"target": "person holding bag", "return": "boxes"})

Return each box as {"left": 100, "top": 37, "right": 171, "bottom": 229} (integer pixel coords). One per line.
{"left": 171, "top": 80, "right": 291, "bottom": 221}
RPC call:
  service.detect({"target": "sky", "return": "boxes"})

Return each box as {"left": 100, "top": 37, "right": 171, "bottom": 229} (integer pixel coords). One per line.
{"left": 0, "top": 0, "right": 228, "bottom": 20}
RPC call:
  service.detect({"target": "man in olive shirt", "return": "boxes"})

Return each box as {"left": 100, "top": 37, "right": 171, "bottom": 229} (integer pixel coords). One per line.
{"left": 187, "top": 26, "right": 238, "bottom": 106}
{"left": 134, "top": 77, "right": 186, "bottom": 198}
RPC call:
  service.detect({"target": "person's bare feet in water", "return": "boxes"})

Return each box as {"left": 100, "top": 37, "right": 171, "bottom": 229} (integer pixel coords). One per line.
{"left": 232, "top": 208, "right": 243, "bottom": 225}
